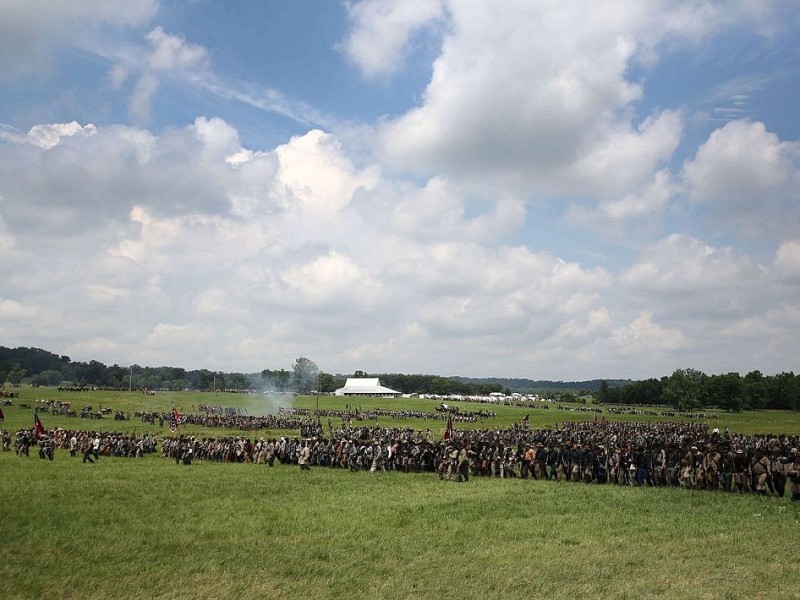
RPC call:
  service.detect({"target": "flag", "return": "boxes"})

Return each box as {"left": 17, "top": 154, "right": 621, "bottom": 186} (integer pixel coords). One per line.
{"left": 169, "top": 406, "right": 180, "bottom": 432}
{"left": 34, "top": 412, "right": 46, "bottom": 435}
{"left": 0, "top": 407, "right": 4, "bottom": 421}
{"left": 443, "top": 415, "right": 454, "bottom": 441}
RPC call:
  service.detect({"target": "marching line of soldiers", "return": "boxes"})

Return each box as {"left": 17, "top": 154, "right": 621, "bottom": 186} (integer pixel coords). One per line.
{"left": 8, "top": 421, "right": 800, "bottom": 502}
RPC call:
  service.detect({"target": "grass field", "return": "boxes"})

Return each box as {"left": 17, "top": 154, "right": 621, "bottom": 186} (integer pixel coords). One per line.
{"left": 2, "top": 387, "right": 800, "bottom": 599}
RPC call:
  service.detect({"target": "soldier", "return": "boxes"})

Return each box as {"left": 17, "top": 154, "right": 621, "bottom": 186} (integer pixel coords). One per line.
{"left": 720, "top": 445, "right": 735, "bottom": 492}
{"left": 704, "top": 444, "right": 721, "bottom": 491}
{"left": 547, "top": 442, "right": 560, "bottom": 481}
{"left": 788, "top": 448, "right": 800, "bottom": 502}
{"left": 633, "top": 445, "right": 647, "bottom": 487}
{"left": 534, "top": 443, "right": 548, "bottom": 480}
{"left": 571, "top": 444, "right": 583, "bottom": 482}
{"left": 456, "top": 443, "right": 470, "bottom": 482}
{"left": 769, "top": 445, "right": 789, "bottom": 498}
{"left": 521, "top": 444, "right": 534, "bottom": 479}
{"left": 732, "top": 448, "right": 750, "bottom": 493}
{"left": 652, "top": 445, "right": 667, "bottom": 486}
{"left": 750, "top": 448, "right": 771, "bottom": 495}
{"left": 82, "top": 435, "right": 95, "bottom": 463}
{"left": 298, "top": 441, "right": 311, "bottom": 470}
{"left": 559, "top": 442, "right": 573, "bottom": 482}
{"left": 594, "top": 446, "right": 608, "bottom": 484}
{"left": 680, "top": 446, "right": 696, "bottom": 489}
{"left": 666, "top": 443, "right": 682, "bottom": 487}
{"left": 370, "top": 440, "right": 386, "bottom": 473}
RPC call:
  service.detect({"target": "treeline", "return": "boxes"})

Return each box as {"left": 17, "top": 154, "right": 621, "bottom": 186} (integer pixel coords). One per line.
{"left": 2, "top": 347, "right": 798, "bottom": 410}
{"left": 597, "top": 368, "right": 800, "bottom": 412}
{"left": 448, "top": 376, "right": 632, "bottom": 394}
{"left": 365, "top": 373, "right": 507, "bottom": 396}
{"left": 0, "top": 346, "right": 300, "bottom": 392}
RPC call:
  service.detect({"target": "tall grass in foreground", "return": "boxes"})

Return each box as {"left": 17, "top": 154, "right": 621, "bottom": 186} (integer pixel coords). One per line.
{"left": 1, "top": 452, "right": 799, "bottom": 600}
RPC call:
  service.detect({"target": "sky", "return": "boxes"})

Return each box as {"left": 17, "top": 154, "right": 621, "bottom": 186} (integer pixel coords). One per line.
{"left": 1, "top": 1, "right": 800, "bottom": 381}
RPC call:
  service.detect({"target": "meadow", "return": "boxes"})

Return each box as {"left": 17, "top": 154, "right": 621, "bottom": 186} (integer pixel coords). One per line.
{"left": 1, "top": 387, "right": 799, "bottom": 599}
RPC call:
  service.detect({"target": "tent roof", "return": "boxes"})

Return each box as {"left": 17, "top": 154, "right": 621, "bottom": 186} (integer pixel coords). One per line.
{"left": 335, "top": 377, "right": 400, "bottom": 395}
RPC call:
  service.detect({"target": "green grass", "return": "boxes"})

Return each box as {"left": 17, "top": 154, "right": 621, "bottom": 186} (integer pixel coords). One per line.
{"left": 2, "top": 386, "right": 800, "bottom": 599}
{"left": 1, "top": 454, "right": 799, "bottom": 599}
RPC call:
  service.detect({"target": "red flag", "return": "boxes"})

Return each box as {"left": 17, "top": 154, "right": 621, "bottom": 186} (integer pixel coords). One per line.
{"left": 169, "top": 406, "right": 180, "bottom": 432}
{"left": 0, "top": 407, "right": 4, "bottom": 420}
{"left": 443, "top": 415, "right": 453, "bottom": 441}
{"left": 34, "top": 412, "right": 46, "bottom": 435}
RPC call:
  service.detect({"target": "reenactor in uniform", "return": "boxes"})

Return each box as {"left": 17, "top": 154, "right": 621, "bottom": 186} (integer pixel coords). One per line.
{"left": 547, "top": 443, "right": 560, "bottom": 481}
{"left": 680, "top": 446, "right": 696, "bottom": 489}
{"left": 559, "top": 442, "right": 573, "bottom": 482}
{"left": 82, "top": 435, "right": 95, "bottom": 463}
{"left": 652, "top": 446, "right": 667, "bottom": 486}
{"left": 521, "top": 444, "right": 534, "bottom": 479}
{"left": 632, "top": 446, "right": 647, "bottom": 487}
{"left": 692, "top": 446, "right": 706, "bottom": 490}
{"left": 667, "top": 444, "right": 682, "bottom": 487}
{"left": 534, "top": 443, "right": 547, "bottom": 480}
{"left": 720, "top": 446, "right": 735, "bottom": 492}
{"left": 788, "top": 448, "right": 800, "bottom": 502}
{"left": 732, "top": 448, "right": 749, "bottom": 493}
{"left": 370, "top": 440, "right": 386, "bottom": 473}
{"left": 750, "top": 448, "right": 771, "bottom": 495}
{"left": 347, "top": 440, "right": 359, "bottom": 472}
{"left": 298, "top": 441, "right": 311, "bottom": 470}
{"left": 571, "top": 444, "right": 584, "bottom": 482}
{"left": 456, "top": 443, "right": 470, "bottom": 482}
{"left": 594, "top": 446, "right": 608, "bottom": 484}
{"left": 581, "top": 445, "right": 594, "bottom": 483}
{"left": 769, "top": 445, "right": 789, "bottom": 497}
{"left": 704, "top": 444, "right": 721, "bottom": 490}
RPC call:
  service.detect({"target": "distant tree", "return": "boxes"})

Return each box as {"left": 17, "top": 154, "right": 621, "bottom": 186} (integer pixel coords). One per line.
{"left": 228, "top": 373, "right": 249, "bottom": 390}
{"left": 7, "top": 364, "right": 26, "bottom": 386}
{"left": 662, "top": 368, "right": 707, "bottom": 410}
{"left": 31, "top": 369, "right": 63, "bottom": 387}
{"left": 318, "top": 372, "right": 337, "bottom": 393}
{"left": 430, "top": 377, "right": 454, "bottom": 395}
{"left": 742, "top": 370, "right": 767, "bottom": 410}
{"left": 597, "top": 380, "right": 611, "bottom": 404}
{"left": 766, "top": 372, "right": 799, "bottom": 410}
{"left": 292, "top": 357, "right": 319, "bottom": 394}
{"left": 708, "top": 372, "right": 744, "bottom": 412}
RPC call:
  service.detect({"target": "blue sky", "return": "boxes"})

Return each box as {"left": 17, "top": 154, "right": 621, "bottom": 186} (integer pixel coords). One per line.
{"left": 1, "top": 1, "right": 799, "bottom": 380}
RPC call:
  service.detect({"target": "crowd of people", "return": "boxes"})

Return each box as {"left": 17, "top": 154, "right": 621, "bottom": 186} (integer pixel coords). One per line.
{"left": 9, "top": 417, "right": 798, "bottom": 501}
{"left": 8, "top": 428, "right": 158, "bottom": 462}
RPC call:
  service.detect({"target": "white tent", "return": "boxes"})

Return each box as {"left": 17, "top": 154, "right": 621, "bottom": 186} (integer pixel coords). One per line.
{"left": 334, "top": 378, "right": 401, "bottom": 398}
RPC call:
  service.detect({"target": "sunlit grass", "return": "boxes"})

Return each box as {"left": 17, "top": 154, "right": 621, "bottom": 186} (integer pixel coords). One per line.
{"left": 2, "top": 386, "right": 799, "bottom": 599}
{"left": 1, "top": 452, "right": 799, "bottom": 599}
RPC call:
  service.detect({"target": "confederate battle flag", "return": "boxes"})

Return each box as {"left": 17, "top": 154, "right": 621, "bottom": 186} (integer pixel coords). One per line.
{"left": 169, "top": 406, "right": 181, "bottom": 432}
{"left": 34, "top": 412, "right": 46, "bottom": 435}
{"left": 443, "top": 415, "right": 454, "bottom": 441}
